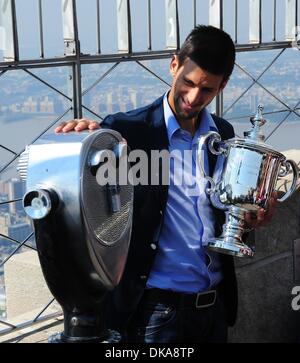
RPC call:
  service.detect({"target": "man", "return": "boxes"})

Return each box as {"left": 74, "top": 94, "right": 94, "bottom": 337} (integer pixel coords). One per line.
{"left": 56, "top": 25, "right": 276, "bottom": 343}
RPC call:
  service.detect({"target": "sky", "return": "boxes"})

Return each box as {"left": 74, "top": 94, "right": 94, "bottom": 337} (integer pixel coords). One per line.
{"left": 10, "top": 0, "right": 291, "bottom": 60}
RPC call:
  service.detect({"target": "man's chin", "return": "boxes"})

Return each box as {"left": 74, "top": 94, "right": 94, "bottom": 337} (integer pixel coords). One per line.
{"left": 178, "top": 111, "right": 199, "bottom": 121}
{"left": 174, "top": 102, "right": 202, "bottom": 120}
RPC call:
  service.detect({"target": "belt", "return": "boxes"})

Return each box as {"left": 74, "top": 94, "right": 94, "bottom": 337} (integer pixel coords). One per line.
{"left": 143, "top": 287, "right": 217, "bottom": 309}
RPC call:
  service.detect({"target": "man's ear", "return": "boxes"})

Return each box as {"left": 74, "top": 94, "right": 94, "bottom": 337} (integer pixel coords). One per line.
{"left": 170, "top": 55, "right": 179, "bottom": 77}
{"left": 218, "top": 79, "right": 228, "bottom": 94}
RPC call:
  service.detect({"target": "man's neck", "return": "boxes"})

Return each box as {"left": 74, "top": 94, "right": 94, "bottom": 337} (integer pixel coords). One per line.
{"left": 177, "top": 114, "right": 202, "bottom": 136}
{"left": 177, "top": 118, "right": 195, "bottom": 135}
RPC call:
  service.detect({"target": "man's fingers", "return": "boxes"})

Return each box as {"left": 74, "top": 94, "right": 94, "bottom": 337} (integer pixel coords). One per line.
{"left": 74, "top": 120, "right": 90, "bottom": 131}
{"left": 88, "top": 121, "right": 100, "bottom": 130}
{"left": 55, "top": 119, "right": 99, "bottom": 133}
{"left": 62, "top": 120, "right": 79, "bottom": 132}
{"left": 54, "top": 122, "right": 67, "bottom": 133}
{"left": 74, "top": 120, "right": 100, "bottom": 131}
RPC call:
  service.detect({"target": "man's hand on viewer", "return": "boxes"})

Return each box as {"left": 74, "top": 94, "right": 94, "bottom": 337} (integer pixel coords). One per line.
{"left": 55, "top": 119, "right": 100, "bottom": 133}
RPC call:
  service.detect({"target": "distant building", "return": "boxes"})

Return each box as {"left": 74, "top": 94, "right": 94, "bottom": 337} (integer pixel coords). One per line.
{"left": 0, "top": 284, "right": 6, "bottom": 320}
{"left": 250, "top": 94, "right": 260, "bottom": 113}
{"left": 0, "top": 214, "right": 9, "bottom": 240}
{"left": 0, "top": 193, "right": 9, "bottom": 214}
{"left": 106, "top": 92, "right": 113, "bottom": 114}
{"left": 121, "top": 101, "right": 134, "bottom": 112}
{"left": 7, "top": 179, "right": 24, "bottom": 215}
{"left": 9, "top": 103, "right": 21, "bottom": 113}
{"left": 21, "top": 97, "right": 37, "bottom": 113}
{"left": 40, "top": 96, "right": 54, "bottom": 113}
{"left": 119, "top": 102, "right": 127, "bottom": 112}
{"left": 98, "top": 102, "right": 107, "bottom": 114}
{"left": 112, "top": 103, "right": 120, "bottom": 113}
{"left": 129, "top": 90, "right": 137, "bottom": 109}
{"left": 0, "top": 181, "right": 9, "bottom": 195}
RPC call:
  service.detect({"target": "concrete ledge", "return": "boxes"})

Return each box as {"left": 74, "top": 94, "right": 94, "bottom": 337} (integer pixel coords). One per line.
{"left": 3, "top": 250, "right": 61, "bottom": 322}
{"left": 0, "top": 315, "right": 63, "bottom": 343}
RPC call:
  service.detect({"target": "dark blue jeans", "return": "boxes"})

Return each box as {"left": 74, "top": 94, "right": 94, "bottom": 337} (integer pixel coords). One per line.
{"left": 125, "top": 293, "right": 228, "bottom": 343}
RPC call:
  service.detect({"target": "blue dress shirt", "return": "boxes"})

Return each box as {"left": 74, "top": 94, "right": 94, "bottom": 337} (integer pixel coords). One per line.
{"left": 146, "top": 93, "right": 224, "bottom": 293}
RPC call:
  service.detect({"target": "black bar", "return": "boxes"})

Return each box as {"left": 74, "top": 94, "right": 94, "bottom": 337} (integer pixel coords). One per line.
{"left": 38, "top": 0, "right": 44, "bottom": 58}
{"left": 72, "top": 0, "right": 83, "bottom": 119}
{"left": 11, "top": 0, "right": 19, "bottom": 61}
{"left": 127, "top": 0, "right": 133, "bottom": 54}
{"left": 96, "top": 0, "right": 101, "bottom": 54}
{"left": 148, "top": 0, "right": 152, "bottom": 50}
{"left": 273, "top": 0, "right": 277, "bottom": 41}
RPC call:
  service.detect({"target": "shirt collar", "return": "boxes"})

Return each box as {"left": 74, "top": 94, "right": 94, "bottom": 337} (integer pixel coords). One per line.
{"left": 163, "top": 92, "right": 180, "bottom": 142}
{"left": 163, "top": 92, "right": 218, "bottom": 142}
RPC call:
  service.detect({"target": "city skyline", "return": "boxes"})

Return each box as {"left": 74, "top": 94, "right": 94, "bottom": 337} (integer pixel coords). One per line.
{"left": 1, "top": 49, "right": 300, "bottom": 154}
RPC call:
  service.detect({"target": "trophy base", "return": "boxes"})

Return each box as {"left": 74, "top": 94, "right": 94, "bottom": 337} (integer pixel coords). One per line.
{"left": 208, "top": 238, "right": 254, "bottom": 258}
{"left": 207, "top": 206, "right": 255, "bottom": 257}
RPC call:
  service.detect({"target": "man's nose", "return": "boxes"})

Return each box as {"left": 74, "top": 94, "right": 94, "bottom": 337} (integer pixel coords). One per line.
{"left": 187, "top": 88, "right": 201, "bottom": 106}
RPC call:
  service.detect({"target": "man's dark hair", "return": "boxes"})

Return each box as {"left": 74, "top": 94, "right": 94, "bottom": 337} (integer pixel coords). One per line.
{"left": 178, "top": 25, "right": 236, "bottom": 81}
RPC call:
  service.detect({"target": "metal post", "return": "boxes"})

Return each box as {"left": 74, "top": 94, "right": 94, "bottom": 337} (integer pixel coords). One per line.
{"left": 273, "top": 0, "right": 277, "bottom": 41}
{"left": 285, "top": 0, "right": 297, "bottom": 40}
{"left": 61, "top": 0, "right": 82, "bottom": 118}
{"left": 296, "top": 0, "right": 298, "bottom": 37}
{"left": 96, "top": 0, "right": 101, "bottom": 54}
{"left": 127, "top": 0, "right": 132, "bottom": 53}
{"left": 249, "top": 0, "right": 262, "bottom": 44}
{"left": 193, "top": 0, "right": 197, "bottom": 28}
{"left": 234, "top": 0, "right": 238, "bottom": 43}
{"left": 209, "top": 0, "right": 223, "bottom": 29}
{"left": 117, "top": 0, "right": 132, "bottom": 53}
{"left": 216, "top": 92, "right": 223, "bottom": 117}
{"left": 69, "top": 0, "right": 82, "bottom": 119}
{"left": 209, "top": 0, "right": 223, "bottom": 115}
{"left": 62, "top": 0, "right": 76, "bottom": 55}
{"left": 0, "top": 0, "right": 19, "bottom": 61}
{"left": 38, "top": 0, "right": 44, "bottom": 58}
{"left": 11, "top": 0, "right": 19, "bottom": 61}
{"left": 148, "top": 0, "right": 152, "bottom": 50}
{"left": 165, "top": 0, "right": 180, "bottom": 50}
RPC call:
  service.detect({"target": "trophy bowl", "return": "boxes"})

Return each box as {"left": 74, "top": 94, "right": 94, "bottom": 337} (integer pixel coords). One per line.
{"left": 199, "top": 105, "right": 299, "bottom": 257}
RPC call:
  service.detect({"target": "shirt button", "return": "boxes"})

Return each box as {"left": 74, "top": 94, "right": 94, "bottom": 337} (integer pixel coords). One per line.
{"left": 159, "top": 210, "right": 163, "bottom": 215}
{"left": 140, "top": 275, "right": 147, "bottom": 280}
{"left": 150, "top": 243, "right": 157, "bottom": 250}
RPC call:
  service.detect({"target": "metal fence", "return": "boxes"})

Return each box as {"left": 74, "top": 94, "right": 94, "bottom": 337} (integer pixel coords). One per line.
{"left": 0, "top": 0, "right": 300, "bottom": 340}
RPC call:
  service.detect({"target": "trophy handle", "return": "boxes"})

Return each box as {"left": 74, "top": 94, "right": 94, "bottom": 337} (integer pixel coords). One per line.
{"left": 277, "top": 159, "right": 299, "bottom": 203}
{"left": 198, "top": 132, "right": 227, "bottom": 196}
{"left": 204, "top": 131, "right": 228, "bottom": 156}
{"left": 205, "top": 176, "right": 216, "bottom": 195}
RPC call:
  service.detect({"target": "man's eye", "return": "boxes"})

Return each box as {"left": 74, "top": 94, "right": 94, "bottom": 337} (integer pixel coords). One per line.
{"left": 184, "top": 79, "right": 194, "bottom": 86}
{"left": 203, "top": 89, "right": 213, "bottom": 93}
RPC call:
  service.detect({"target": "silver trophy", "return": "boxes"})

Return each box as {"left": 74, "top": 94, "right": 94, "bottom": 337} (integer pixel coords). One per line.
{"left": 199, "top": 105, "right": 299, "bottom": 257}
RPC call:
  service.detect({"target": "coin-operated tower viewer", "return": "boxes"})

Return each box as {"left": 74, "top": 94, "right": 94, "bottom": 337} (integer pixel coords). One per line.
{"left": 18, "top": 129, "right": 133, "bottom": 343}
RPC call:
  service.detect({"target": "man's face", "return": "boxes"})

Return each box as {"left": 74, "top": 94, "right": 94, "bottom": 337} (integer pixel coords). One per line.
{"left": 168, "top": 56, "right": 227, "bottom": 123}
